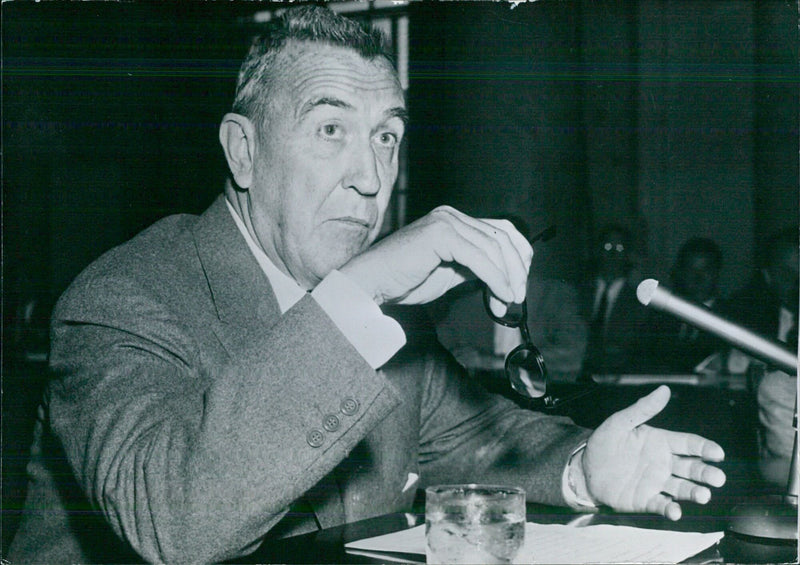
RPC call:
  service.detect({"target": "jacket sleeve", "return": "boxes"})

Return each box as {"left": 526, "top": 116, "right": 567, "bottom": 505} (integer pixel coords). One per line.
{"left": 48, "top": 275, "right": 399, "bottom": 564}
{"left": 416, "top": 346, "right": 592, "bottom": 507}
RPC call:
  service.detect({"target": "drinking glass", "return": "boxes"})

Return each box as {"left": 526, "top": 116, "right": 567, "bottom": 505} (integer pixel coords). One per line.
{"left": 425, "top": 484, "right": 526, "bottom": 564}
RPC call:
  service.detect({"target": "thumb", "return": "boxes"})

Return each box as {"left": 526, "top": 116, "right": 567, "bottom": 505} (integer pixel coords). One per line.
{"left": 611, "top": 385, "right": 671, "bottom": 430}
{"left": 487, "top": 293, "right": 509, "bottom": 318}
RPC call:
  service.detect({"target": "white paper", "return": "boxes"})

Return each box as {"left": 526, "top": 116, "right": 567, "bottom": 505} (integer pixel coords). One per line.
{"left": 345, "top": 522, "right": 724, "bottom": 564}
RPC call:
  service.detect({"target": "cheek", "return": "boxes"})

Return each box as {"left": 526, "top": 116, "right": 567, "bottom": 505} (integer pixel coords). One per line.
{"left": 377, "top": 155, "right": 399, "bottom": 202}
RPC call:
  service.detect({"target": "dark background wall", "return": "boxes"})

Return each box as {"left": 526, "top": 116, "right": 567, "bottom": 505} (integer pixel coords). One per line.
{"left": 406, "top": 0, "right": 798, "bottom": 289}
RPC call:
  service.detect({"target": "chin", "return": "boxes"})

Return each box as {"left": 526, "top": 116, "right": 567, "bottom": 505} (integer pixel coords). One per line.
{"left": 309, "top": 251, "right": 359, "bottom": 282}
{"left": 304, "top": 232, "right": 370, "bottom": 279}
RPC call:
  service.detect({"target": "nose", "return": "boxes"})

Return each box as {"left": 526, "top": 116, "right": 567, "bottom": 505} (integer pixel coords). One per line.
{"left": 343, "top": 138, "right": 381, "bottom": 196}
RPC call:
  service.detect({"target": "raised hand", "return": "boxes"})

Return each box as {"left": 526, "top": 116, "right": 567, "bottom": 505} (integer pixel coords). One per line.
{"left": 581, "top": 385, "right": 726, "bottom": 520}
{"left": 339, "top": 206, "right": 533, "bottom": 308}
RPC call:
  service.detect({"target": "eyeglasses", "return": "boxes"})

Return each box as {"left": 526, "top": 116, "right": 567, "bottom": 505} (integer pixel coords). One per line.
{"left": 602, "top": 242, "right": 625, "bottom": 253}
{"left": 483, "top": 224, "right": 597, "bottom": 408}
{"left": 482, "top": 225, "right": 555, "bottom": 404}
{"left": 483, "top": 286, "right": 550, "bottom": 401}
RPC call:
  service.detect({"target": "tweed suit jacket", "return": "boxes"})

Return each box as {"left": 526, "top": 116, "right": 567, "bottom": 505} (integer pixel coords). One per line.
{"left": 9, "top": 195, "right": 591, "bottom": 564}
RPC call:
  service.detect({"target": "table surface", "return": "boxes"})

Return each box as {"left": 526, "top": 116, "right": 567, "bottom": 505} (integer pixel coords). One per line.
{"left": 228, "top": 497, "right": 797, "bottom": 564}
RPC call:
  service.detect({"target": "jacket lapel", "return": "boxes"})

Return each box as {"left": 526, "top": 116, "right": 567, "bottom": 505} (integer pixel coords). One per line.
{"left": 191, "top": 195, "right": 281, "bottom": 355}
{"left": 190, "top": 194, "right": 347, "bottom": 530}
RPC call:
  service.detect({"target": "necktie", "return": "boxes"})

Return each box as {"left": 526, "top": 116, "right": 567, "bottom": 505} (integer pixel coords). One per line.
{"left": 679, "top": 322, "right": 699, "bottom": 342}
{"left": 786, "top": 316, "right": 798, "bottom": 352}
{"left": 586, "top": 284, "right": 610, "bottom": 373}
{"left": 591, "top": 285, "right": 609, "bottom": 336}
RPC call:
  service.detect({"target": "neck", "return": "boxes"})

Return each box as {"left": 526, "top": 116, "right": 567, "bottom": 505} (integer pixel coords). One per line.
{"left": 224, "top": 183, "right": 304, "bottom": 288}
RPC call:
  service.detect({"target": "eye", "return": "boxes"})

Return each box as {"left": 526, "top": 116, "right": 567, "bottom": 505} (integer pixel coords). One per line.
{"left": 319, "top": 123, "right": 344, "bottom": 140}
{"left": 374, "top": 131, "right": 399, "bottom": 148}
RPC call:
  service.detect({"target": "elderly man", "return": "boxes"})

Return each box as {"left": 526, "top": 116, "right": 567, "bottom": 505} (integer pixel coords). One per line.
{"left": 9, "top": 6, "right": 725, "bottom": 564}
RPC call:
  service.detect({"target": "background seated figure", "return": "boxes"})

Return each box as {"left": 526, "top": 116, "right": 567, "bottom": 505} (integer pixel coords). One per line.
{"left": 643, "top": 237, "right": 726, "bottom": 374}
{"left": 580, "top": 224, "right": 649, "bottom": 375}
{"left": 721, "top": 226, "right": 798, "bottom": 489}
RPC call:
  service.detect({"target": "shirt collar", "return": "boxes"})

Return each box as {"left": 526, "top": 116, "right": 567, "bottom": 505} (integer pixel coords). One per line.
{"left": 778, "top": 305, "right": 795, "bottom": 343}
{"left": 225, "top": 198, "right": 306, "bottom": 314}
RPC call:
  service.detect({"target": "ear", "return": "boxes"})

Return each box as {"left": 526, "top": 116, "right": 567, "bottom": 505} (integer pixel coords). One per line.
{"left": 219, "top": 113, "right": 257, "bottom": 189}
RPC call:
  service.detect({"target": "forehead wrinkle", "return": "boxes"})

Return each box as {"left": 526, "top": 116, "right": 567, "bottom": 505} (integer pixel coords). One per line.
{"left": 290, "top": 72, "right": 405, "bottom": 122}
{"left": 298, "top": 96, "right": 352, "bottom": 121}
{"left": 290, "top": 68, "right": 401, "bottom": 97}
{"left": 278, "top": 40, "right": 399, "bottom": 90}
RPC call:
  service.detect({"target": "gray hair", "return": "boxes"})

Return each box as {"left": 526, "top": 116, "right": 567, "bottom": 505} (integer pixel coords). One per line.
{"left": 232, "top": 5, "right": 396, "bottom": 128}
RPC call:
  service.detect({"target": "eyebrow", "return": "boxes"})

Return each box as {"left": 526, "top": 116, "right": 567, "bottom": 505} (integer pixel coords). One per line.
{"left": 387, "top": 106, "right": 410, "bottom": 127}
{"left": 299, "top": 96, "right": 352, "bottom": 119}
{"left": 299, "top": 96, "right": 409, "bottom": 127}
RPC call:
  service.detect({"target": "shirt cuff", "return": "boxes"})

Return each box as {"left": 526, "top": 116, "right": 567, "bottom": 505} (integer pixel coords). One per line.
{"left": 561, "top": 442, "right": 600, "bottom": 510}
{"left": 311, "top": 270, "right": 407, "bottom": 369}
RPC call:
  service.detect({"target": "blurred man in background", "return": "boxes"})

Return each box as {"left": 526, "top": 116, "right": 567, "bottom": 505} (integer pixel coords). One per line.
{"left": 581, "top": 224, "right": 649, "bottom": 375}
{"left": 644, "top": 237, "right": 725, "bottom": 373}
{"left": 722, "top": 226, "right": 798, "bottom": 488}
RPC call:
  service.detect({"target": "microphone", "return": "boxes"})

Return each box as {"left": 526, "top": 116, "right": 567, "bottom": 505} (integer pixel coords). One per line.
{"left": 636, "top": 279, "right": 797, "bottom": 373}
{"left": 637, "top": 278, "right": 798, "bottom": 558}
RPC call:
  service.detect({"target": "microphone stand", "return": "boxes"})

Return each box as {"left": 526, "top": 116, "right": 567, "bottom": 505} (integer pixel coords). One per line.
{"left": 637, "top": 279, "right": 798, "bottom": 559}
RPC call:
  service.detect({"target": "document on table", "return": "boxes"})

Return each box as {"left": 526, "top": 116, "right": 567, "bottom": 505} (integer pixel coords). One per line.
{"left": 345, "top": 522, "right": 724, "bottom": 564}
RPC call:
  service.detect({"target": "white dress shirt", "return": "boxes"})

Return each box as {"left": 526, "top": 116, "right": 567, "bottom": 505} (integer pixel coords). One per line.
{"left": 226, "top": 200, "right": 405, "bottom": 369}
{"left": 593, "top": 277, "right": 625, "bottom": 324}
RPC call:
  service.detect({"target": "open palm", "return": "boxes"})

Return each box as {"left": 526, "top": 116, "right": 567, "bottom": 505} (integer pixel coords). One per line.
{"left": 583, "top": 386, "right": 726, "bottom": 520}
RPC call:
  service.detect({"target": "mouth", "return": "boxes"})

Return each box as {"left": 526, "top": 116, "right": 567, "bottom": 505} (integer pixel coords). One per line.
{"left": 330, "top": 216, "right": 373, "bottom": 230}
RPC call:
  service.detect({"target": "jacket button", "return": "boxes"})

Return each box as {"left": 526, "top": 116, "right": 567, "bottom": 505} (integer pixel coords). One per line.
{"left": 340, "top": 397, "right": 360, "bottom": 416}
{"left": 306, "top": 429, "right": 325, "bottom": 448}
{"left": 323, "top": 414, "right": 340, "bottom": 432}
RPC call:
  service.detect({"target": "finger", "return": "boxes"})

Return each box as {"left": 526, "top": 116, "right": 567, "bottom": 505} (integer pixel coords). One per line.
{"left": 437, "top": 211, "right": 527, "bottom": 303}
{"left": 444, "top": 236, "right": 514, "bottom": 303}
{"left": 666, "top": 432, "right": 725, "bottom": 462}
{"left": 483, "top": 218, "right": 533, "bottom": 260}
{"left": 665, "top": 501, "right": 682, "bottom": 521}
{"left": 425, "top": 209, "right": 514, "bottom": 302}
{"left": 483, "top": 219, "right": 534, "bottom": 273}
{"left": 663, "top": 477, "right": 712, "bottom": 504}
{"left": 447, "top": 218, "right": 512, "bottom": 278}
{"left": 467, "top": 218, "right": 530, "bottom": 302}
{"left": 645, "top": 493, "right": 682, "bottom": 521}
{"left": 608, "top": 385, "right": 671, "bottom": 430}
{"left": 397, "top": 264, "right": 470, "bottom": 305}
{"left": 487, "top": 294, "right": 509, "bottom": 318}
{"left": 452, "top": 214, "right": 531, "bottom": 301}
{"left": 671, "top": 455, "right": 726, "bottom": 488}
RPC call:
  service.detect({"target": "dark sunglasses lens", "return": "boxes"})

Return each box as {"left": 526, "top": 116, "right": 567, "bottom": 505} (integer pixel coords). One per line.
{"left": 506, "top": 347, "right": 546, "bottom": 399}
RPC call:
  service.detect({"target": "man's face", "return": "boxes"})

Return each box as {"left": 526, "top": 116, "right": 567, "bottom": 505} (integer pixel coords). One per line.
{"left": 597, "top": 230, "right": 629, "bottom": 279}
{"left": 768, "top": 246, "right": 799, "bottom": 313}
{"left": 676, "top": 254, "right": 718, "bottom": 303}
{"left": 246, "top": 41, "right": 406, "bottom": 289}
